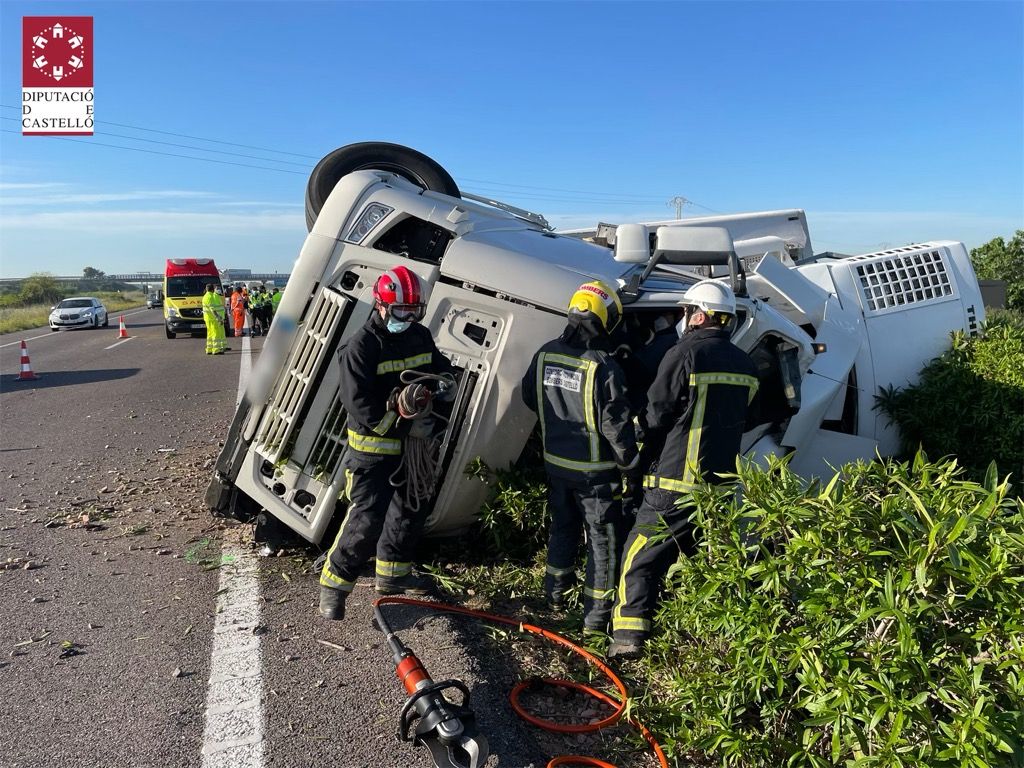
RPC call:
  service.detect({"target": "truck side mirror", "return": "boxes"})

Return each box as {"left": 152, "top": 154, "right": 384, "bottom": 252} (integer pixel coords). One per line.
{"left": 652, "top": 226, "right": 747, "bottom": 297}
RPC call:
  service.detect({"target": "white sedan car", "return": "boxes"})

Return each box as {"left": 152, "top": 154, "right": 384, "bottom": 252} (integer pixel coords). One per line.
{"left": 49, "top": 297, "right": 109, "bottom": 331}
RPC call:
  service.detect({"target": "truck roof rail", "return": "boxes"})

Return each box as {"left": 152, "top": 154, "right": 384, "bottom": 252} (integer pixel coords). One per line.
{"left": 460, "top": 192, "right": 553, "bottom": 231}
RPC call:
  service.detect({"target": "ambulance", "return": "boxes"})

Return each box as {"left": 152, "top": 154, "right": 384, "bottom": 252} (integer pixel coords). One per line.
{"left": 163, "top": 258, "right": 222, "bottom": 339}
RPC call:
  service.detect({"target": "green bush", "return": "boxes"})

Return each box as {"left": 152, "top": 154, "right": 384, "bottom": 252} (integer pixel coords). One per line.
{"left": 875, "top": 318, "right": 1024, "bottom": 488}
{"left": 972, "top": 232, "right": 1024, "bottom": 313}
{"left": 18, "top": 273, "right": 63, "bottom": 305}
{"left": 636, "top": 454, "right": 1024, "bottom": 767}
{"left": 465, "top": 433, "right": 549, "bottom": 562}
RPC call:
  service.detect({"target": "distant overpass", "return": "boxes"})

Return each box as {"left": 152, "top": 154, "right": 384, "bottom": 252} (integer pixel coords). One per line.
{"left": 0, "top": 272, "right": 291, "bottom": 287}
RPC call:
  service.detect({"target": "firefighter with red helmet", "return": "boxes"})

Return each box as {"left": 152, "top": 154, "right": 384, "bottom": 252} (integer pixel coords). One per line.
{"left": 319, "top": 265, "right": 456, "bottom": 621}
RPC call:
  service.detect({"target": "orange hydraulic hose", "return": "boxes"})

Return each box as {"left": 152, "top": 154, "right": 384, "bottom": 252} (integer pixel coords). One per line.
{"left": 373, "top": 596, "right": 669, "bottom": 768}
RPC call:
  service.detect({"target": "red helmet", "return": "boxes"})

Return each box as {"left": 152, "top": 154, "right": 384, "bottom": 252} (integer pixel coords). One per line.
{"left": 373, "top": 266, "right": 426, "bottom": 322}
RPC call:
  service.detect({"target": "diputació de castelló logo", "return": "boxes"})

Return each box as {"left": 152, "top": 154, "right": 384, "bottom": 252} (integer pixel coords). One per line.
{"left": 22, "top": 16, "right": 94, "bottom": 136}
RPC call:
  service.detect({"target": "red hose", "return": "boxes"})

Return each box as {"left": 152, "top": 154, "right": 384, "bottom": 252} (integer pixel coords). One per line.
{"left": 373, "top": 596, "right": 669, "bottom": 768}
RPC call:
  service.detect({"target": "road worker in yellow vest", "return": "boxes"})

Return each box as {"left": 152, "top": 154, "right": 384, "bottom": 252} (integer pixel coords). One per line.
{"left": 202, "top": 283, "right": 227, "bottom": 355}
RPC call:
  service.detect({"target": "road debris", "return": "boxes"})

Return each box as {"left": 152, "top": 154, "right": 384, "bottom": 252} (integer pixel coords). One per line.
{"left": 58, "top": 641, "right": 84, "bottom": 659}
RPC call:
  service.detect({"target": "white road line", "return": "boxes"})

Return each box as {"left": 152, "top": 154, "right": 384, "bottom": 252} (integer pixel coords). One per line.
{"left": 0, "top": 308, "right": 152, "bottom": 349}
{"left": 201, "top": 328, "right": 265, "bottom": 768}
{"left": 103, "top": 337, "right": 135, "bottom": 350}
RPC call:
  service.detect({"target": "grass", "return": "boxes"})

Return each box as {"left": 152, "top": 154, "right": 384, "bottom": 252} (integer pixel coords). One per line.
{"left": 440, "top": 448, "right": 1024, "bottom": 767}
{"left": 0, "top": 291, "right": 146, "bottom": 334}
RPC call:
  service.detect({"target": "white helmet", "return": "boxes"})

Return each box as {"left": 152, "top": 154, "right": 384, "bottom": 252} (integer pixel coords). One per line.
{"left": 680, "top": 279, "right": 736, "bottom": 316}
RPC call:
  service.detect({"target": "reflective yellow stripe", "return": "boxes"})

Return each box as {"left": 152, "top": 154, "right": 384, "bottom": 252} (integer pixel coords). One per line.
{"left": 612, "top": 533, "right": 648, "bottom": 625}
{"left": 582, "top": 360, "right": 598, "bottom": 461}
{"left": 376, "top": 352, "right": 432, "bottom": 375}
{"left": 375, "top": 560, "right": 411, "bottom": 577}
{"left": 584, "top": 587, "right": 616, "bottom": 601}
{"left": 346, "top": 429, "right": 401, "bottom": 455}
{"left": 372, "top": 410, "right": 398, "bottom": 436}
{"left": 339, "top": 468, "right": 356, "bottom": 502}
{"left": 690, "top": 372, "right": 759, "bottom": 388}
{"left": 544, "top": 352, "right": 589, "bottom": 368}
{"left": 646, "top": 476, "right": 698, "bottom": 493}
{"left": 612, "top": 615, "right": 651, "bottom": 632}
{"left": 320, "top": 486, "right": 357, "bottom": 589}
{"left": 536, "top": 352, "right": 610, "bottom": 473}
{"left": 543, "top": 452, "right": 617, "bottom": 472}
{"left": 546, "top": 564, "right": 575, "bottom": 577}
{"left": 319, "top": 569, "right": 355, "bottom": 590}
{"left": 682, "top": 382, "right": 709, "bottom": 487}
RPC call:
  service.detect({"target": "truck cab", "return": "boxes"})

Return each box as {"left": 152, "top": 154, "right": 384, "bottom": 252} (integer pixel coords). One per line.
{"left": 207, "top": 143, "right": 985, "bottom": 544}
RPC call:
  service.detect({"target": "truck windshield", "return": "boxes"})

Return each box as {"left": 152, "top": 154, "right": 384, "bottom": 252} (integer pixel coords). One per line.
{"left": 167, "top": 276, "right": 218, "bottom": 297}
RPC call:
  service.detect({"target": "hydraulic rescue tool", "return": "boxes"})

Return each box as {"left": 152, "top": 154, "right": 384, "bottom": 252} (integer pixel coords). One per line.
{"left": 374, "top": 600, "right": 489, "bottom": 768}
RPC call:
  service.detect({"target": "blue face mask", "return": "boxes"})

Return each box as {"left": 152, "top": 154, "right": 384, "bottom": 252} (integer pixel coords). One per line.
{"left": 387, "top": 318, "right": 412, "bottom": 334}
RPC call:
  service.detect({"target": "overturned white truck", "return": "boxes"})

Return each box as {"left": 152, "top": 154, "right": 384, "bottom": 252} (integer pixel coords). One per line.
{"left": 206, "top": 142, "right": 985, "bottom": 543}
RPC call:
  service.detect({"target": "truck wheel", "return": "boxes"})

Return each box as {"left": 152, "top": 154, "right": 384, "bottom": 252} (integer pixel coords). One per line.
{"left": 165, "top": 326, "right": 176, "bottom": 339}
{"left": 304, "top": 142, "right": 460, "bottom": 231}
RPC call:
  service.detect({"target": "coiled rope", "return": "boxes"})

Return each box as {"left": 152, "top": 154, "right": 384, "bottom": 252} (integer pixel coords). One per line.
{"left": 389, "top": 371, "right": 455, "bottom": 513}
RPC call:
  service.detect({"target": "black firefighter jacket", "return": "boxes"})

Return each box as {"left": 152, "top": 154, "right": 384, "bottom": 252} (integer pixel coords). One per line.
{"left": 642, "top": 327, "right": 759, "bottom": 492}
{"left": 339, "top": 312, "right": 454, "bottom": 459}
{"left": 521, "top": 320, "right": 639, "bottom": 483}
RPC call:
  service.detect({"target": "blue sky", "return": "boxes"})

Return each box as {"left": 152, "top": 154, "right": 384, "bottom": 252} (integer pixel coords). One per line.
{"left": 1, "top": 1, "right": 1021, "bottom": 277}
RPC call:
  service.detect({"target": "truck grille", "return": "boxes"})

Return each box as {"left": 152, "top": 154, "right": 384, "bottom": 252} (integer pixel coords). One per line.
{"left": 849, "top": 247, "right": 955, "bottom": 315}
{"left": 180, "top": 308, "right": 203, "bottom": 319}
{"left": 255, "top": 289, "right": 348, "bottom": 461}
{"left": 304, "top": 390, "right": 348, "bottom": 480}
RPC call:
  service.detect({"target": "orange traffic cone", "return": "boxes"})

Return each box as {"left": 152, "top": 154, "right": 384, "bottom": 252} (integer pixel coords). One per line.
{"left": 118, "top": 315, "right": 129, "bottom": 339}
{"left": 14, "top": 340, "right": 39, "bottom": 381}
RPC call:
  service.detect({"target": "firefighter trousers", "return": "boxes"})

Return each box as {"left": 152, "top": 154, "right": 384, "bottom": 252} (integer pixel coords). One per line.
{"left": 320, "top": 453, "right": 425, "bottom": 592}
{"left": 544, "top": 476, "right": 623, "bottom": 629}
{"left": 611, "top": 487, "right": 700, "bottom": 643}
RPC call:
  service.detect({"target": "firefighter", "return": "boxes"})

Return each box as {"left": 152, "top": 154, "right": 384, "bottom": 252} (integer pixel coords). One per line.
{"left": 609, "top": 280, "right": 759, "bottom": 659}
{"left": 271, "top": 286, "right": 282, "bottom": 316}
{"left": 230, "top": 285, "right": 246, "bottom": 337}
{"left": 319, "top": 265, "right": 456, "bottom": 621}
{"left": 521, "top": 280, "right": 639, "bottom": 632}
{"left": 202, "top": 283, "right": 227, "bottom": 354}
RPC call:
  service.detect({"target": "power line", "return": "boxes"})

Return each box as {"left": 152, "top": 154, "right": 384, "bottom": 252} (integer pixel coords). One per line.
{"left": 456, "top": 175, "right": 673, "bottom": 202}
{"left": 2, "top": 105, "right": 725, "bottom": 210}
{"left": 0, "top": 117, "right": 311, "bottom": 167}
{"left": 0, "top": 104, "right": 320, "bottom": 160}
{"left": 0, "top": 129, "right": 307, "bottom": 175}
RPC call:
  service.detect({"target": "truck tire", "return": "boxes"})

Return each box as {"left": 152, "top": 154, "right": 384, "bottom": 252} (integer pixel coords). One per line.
{"left": 165, "top": 326, "right": 176, "bottom": 339}
{"left": 304, "top": 142, "right": 460, "bottom": 231}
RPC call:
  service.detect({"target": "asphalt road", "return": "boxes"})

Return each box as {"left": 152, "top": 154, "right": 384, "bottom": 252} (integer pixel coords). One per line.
{"left": 1, "top": 311, "right": 664, "bottom": 768}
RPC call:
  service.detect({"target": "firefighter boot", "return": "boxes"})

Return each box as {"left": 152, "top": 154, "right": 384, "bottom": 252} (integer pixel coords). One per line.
{"left": 319, "top": 586, "right": 347, "bottom": 620}
{"left": 543, "top": 573, "right": 573, "bottom": 609}
{"left": 607, "top": 637, "right": 646, "bottom": 660}
{"left": 375, "top": 572, "right": 433, "bottom": 596}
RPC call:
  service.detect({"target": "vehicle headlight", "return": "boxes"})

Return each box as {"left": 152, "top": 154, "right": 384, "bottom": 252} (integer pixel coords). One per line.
{"left": 344, "top": 203, "right": 393, "bottom": 243}
{"left": 82, "top": 310, "right": 93, "bottom": 316}
{"left": 167, "top": 307, "right": 178, "bottom": 317}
